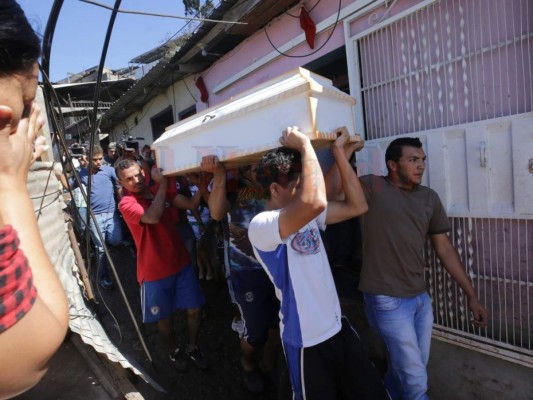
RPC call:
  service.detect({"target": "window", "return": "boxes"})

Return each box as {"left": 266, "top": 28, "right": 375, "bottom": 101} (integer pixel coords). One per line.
{"left": 150, "top": 106, "right": 174, "bottom": 142}
{"left": 351, "top": 0, "right": 533, "bottom": 140}
{"left": 178, "top": 105, "right": 197, "bottom": 121}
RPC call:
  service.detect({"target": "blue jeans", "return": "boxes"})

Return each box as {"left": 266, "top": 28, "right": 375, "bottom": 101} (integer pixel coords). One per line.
{"left": 90, "top": 211, "right": 123, "bottom": 280}
{"left": 364, "top": 292, "right": 433, "bottom": 400}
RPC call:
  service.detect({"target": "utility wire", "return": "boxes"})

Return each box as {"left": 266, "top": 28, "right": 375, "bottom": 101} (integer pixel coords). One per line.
{"left": 263, "top": 0, "right": 341, "bottom": 58}
{"left": 86, "top": 0, "right": 155, "bottom": 364}
{"left": 41, "top": 0, "right": 156, "bottom": 370}
{"left": 79, "top": 0, "right": 248, "bottom": 25}
{"left": 283, "top": 0, "right": 322, "bottom": 18}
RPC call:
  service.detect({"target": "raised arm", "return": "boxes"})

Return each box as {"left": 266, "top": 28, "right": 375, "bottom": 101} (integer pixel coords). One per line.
{"left": 171, "top": 188, "right": 202, "bottom": 210}
{"left": 201, "top": 155, "right": 229, "bottom": 221}
{"left": 277, "top": 127, "right": 327, "bottom": 239}
{"left": 431, "top": 233, "right": 488, "bottom": 327}
{"left": 140, "top": 167, "right": 168, "bottom": 224}
{"left": 325, "top": 130, "right": 368, "bottom": 225}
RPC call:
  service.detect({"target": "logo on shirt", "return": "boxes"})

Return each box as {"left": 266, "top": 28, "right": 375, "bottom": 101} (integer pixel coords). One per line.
{"left": 245, "top": 291, "right": 254, "bottom": 303}
{"left": 150, "top": 306, "right": 160, "bottom": 316}
{"left": 291, "top": 227, "right": 321, "bottom": 255}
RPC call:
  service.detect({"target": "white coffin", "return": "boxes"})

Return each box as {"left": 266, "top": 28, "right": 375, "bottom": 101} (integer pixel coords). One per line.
{"left": 152, "top": 67, "right": 359, "bottom": 175}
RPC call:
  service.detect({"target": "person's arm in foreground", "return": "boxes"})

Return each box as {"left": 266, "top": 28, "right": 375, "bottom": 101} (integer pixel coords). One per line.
{"left": 171, "top": 174, "right": 203, "bottom": 211}
{"left": 0, "top": 104, "right": 69, "bottom": 399}
{"left": 324, "top": 130, "right": 368, "bottom": 225}
{"left": 431, "top": 233, "right": 488, "bottom": 327}
{"left": 140, "top": 166, "right": 169, "bottom": 224}
{"left": 201, "top": 155, "right": 229, "bottom": 221}
{"left": 277, "top": 127, "right": 327, "bottom": 239}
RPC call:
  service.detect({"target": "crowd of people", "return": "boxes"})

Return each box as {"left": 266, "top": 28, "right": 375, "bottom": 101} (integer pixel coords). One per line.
{"left": 0, "top": 1, "right": 490, "bottom": 399}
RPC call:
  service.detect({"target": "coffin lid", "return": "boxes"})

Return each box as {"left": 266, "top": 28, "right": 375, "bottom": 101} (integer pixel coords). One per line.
{"left": 152, "top": 67, "right": 359, "bottom": 175}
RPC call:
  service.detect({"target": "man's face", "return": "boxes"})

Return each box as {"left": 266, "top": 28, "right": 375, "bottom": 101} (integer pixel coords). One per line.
{"left": 273, "top": 175, "right": 300, "bottom": 208}
{"left": 108, "top": 147, "right": 117, "bottom": 159}
{"left": 91, "top": 153, "right": 104, "bottom": 170}
{"left": 393, "top": 146, "right": 426, "bottom": 188}
{"left": 118, "top": 164, "right": 145, "bottom": 193}
{"left": 141, "top": 147, "right": 152, "bottom": 160}
{"left": 0, "top": 63, "right": 39, "bottom": 133}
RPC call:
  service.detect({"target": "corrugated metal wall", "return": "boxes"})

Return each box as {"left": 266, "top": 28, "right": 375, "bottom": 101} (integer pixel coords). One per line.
{"left": 27, "top": 162, "right": 146, "bottom": 379}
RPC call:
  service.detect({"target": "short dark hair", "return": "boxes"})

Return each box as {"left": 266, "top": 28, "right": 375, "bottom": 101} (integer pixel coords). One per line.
{"left": 92, "top": 145, "right": 104, "bottom": 155}
{"left": 0, "top": 0, "right": 41, "bottom": 76}
{"left": 114, "top": 158, "right": 139, "bottom": 179}
{"left": 385, "top": 137, "right": 423, "bottom": 172}
{"left": 255, "top": 147, "right": 302, "bottom": 194}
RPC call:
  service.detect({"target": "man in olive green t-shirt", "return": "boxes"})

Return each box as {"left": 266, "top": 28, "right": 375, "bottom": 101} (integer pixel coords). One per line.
{"left": 359, "top": 137, "right": 488, "bottom": 400}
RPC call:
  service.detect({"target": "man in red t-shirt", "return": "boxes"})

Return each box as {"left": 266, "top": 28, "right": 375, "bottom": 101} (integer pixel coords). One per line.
{"left": 116, "top": 159, "right": 207, "bottom": 371}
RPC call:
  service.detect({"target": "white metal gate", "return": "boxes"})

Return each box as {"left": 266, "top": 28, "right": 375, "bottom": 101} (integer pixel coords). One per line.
{"left": 345, "top": 0, "right": 533, "bottom": 367}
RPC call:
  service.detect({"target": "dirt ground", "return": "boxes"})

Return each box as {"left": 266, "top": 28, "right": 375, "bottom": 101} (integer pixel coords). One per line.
{"left": 90, "top": 245, "right": 290, "bottom": 400}
{"left": 73, "top": 221, "right": 385, "bottom": 400}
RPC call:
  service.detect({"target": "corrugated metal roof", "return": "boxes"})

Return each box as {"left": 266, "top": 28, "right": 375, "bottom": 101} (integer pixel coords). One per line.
{"left": 27, "top": 162, "right": 148, "bottom": 382}
{"left": 99, "top": 0, "right": 299, "bottom": 131}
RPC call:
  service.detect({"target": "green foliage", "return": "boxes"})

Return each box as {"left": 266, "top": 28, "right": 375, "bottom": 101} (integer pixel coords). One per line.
{"left": 182, "top": 0, "right": 214, "bottom": 17}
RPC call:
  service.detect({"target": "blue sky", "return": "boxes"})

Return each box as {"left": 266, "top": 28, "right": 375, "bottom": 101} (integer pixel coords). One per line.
{"left": 19, "top": 0, "right": 191, "bottom": 82}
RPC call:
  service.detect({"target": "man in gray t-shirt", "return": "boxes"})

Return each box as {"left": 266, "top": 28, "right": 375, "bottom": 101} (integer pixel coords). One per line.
{"left": 359, "top": 137, "right": 488, "bottom": 400}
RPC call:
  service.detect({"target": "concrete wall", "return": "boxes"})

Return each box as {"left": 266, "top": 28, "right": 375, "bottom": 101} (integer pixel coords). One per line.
{"left": 110, "top": 75, "right": 197, "bottom": 144}
{"left": 428, "top": 339, "right": 533, "bottom": 400}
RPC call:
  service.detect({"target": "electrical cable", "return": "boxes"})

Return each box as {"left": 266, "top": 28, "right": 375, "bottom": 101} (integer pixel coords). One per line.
{"left": 263, "top": 0, "right": 341, "bottom": 58}
{"left": 283, "top": 0, "right": 322, "bottom": 18}
{"left": 86, "top": 0, "right": 154, "bottom": 361}
{"left": 41, "top": 0, "right": 64, "bottom": 77}
{"left": 79, "top": 0, "right": 248, "bottom": 25}
{"left": 41, "top": 0, "right": 155, "bottom": 367}
{"left": 183, "top": 76, "right": 198, "bottom": 103}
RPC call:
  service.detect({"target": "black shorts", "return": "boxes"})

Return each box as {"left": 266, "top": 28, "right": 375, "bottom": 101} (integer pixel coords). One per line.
{"left": 284, "top": 317, "right": 389, "bottom": 400}
{"left": 231, "top": 268, "right": 280, "bottom": 347}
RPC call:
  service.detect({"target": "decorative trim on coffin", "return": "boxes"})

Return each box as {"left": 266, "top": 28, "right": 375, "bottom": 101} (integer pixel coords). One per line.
{"left": 153, "top": 68, "right": 359, "bottom": 175}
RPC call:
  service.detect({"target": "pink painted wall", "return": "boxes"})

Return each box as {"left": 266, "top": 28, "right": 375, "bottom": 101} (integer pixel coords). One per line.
{"left": 197, "top": 0, "right": 351, "bottom": 110}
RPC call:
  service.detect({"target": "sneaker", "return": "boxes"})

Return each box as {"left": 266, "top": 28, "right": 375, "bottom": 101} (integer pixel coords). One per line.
{"left": 186, "top": 347, "right": 208, "bottom": 370}
{"left": 243, "top": 369, "right": 264, "bottom": 393}
{"left": 231, "top": 317, "right": 245, "bottom": 338}
{"left": 100, "top": 276, "right": 114, "bottom": 290}
{"left": 169, "top": 348, "right": 188, "bottom": 372}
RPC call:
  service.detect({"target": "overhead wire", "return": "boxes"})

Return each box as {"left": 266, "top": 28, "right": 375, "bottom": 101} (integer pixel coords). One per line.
{"left": 79, "top": 0, "right": 248, "bottom": 25}
{"left": 283, "top": 0, "right": 322, "bottom": 18}
{"left": 85, "top": 0, "right": 155, "bottom": 361}
{"left": 40, "top": 66, "right": 126, "bottom": 338}
{"left": 41, "top": 0, "right": 156, "bottom": 368}
{"left": 263, "top": 0, "right": 341, "bottom": 58}
{"left": 110, "top": 0, "right": 256, "bottom": 131}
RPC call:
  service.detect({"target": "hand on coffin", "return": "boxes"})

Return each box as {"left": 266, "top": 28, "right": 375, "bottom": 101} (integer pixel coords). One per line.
{"left": 151, "top": 166, "right": 167, "bottom": 185}
{"left": 199, "top": 172, "right": 213, "bottom": 192}
{"left": 201, "top": 155, "right": 225, "bottom": 175}
{"left": 332, "top": 129, "right": 365, "bottom": 160}
{"left": 185, "top": 172, "right": 201, "bottom": 187}
{"left": 279, "top": 126, "right": 310, "bottom": 150}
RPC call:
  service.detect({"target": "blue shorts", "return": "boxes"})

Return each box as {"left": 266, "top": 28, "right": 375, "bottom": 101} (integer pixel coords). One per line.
{"left": 231, "top": 268, "right": 280, "bottom": 347}
{"left": 141, "top": 264, "right": 205, "bottom": 323}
